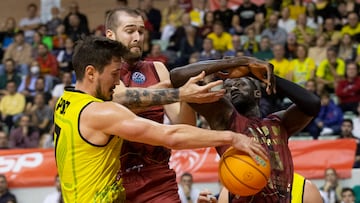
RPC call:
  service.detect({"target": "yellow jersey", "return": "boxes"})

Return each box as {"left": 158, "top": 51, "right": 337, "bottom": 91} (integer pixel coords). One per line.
{"left": 291, "top": 173, "right": 306, "bottom": 203}
{"left": 269, "top": 58, "right": 291, "bottom": 79}
{"left": 54, "top": 88, "right": 125, "bottom": 203}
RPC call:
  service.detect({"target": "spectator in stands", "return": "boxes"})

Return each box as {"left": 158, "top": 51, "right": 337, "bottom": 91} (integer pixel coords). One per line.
{"left": 242, "top": 27, "right": 259, "bottom": 55}
{"left": 51, "top": 71, "right": 73, "bottom": 104}
{"left": 17, "top": 60, "right": 41, "bottom": 99}
{"left": 8, "top": 114, "right": 40, "bottom": 148}
{"left": 144, "top": 43, "right": 168, "bottom": 65}
{"left": 199, "top": 11, "right": 214, "bottom": 38}
{"left": 308, "top": 34, "right": 328, "bottom": 66}
{"left": 63, "top": 1, "right": 89, "bottom": 38}
{"left": 345, "top": 0, "right": 360, "bottom": 14}
{"left": 284, "top": 32, "right": 298, "bottom": 59}
{"left": 313, "top": 92, "right": 343, "bottom": 138}
{"left": 223, "top": 34, "right": 246, "bottom": 57}
{"left": 32, "top": 31, "right": 52, "bottom": 58}
{"left": 235, "top": 0, "right": 258, "bottom": 28}
{"left": 338, "top": 119, "right": 360, "bottom": 168}
{"left": 316, "top": 46, "right": 346, "bottom": 93}
{"left": 36, "top": 43, "right": 59, "bottom": 89}
{"left": 253, "top": 36, "right": 274, "bottom": 61}
{"left": 0, "top": 58, "right": 22, "bottom": 94}
{"left": 335, "top": 1, "right": 349, "bottom": 30}
{"left": 65, "top": 14, "right": 90, "bottom": 42}
{"left": 43, "top": 174, "right": 62, "bottom": 203}
{"left": 288, "top": 44, "right": 316, "bottom": 87}
{"left": 56, "top": 38, "right": 74, "bottom": 72}
{"left": 26, "top": 76, "right": 52, "bottom": 105}
{"left": 178, "top": 172, "right": 200, "bottom": 203}
{"left": 322, "top": 17, "right": 342, "bottom": 47}
{"left": 0, "top": 129, "right": 9, "bottom": 149}
{"left": 228, "top": 15, "right": 244, "bottom": 36}
{"left": 19, "top": 3, "right": 41, "bottom": 44}
{"left": 189, "top": 0, "right": 207, "bottom": 28}
{"left": 160, "top": 0, "right": 184, "bottom": 41}
{"left": 213, "top": 0, "right": 233, "bottom": 31}
{"left": 292, "top": 13, "right": 316, "bottom": 45}
{"left": 138, "top": 0, "right": 162, "bottom": 40}
{"left": 0, "top": 80, "right": 25, "bottom": 132}
{"left": 315, "top": 0, "right": 335, "bottom": 20}
{"left": 341, "top": 12, "right": 360, "bottom": 43}
{"left": 352, "top": 102, "right": 360, "bottom": 139}
{"left": 269, "top": 43, "right": 290, "bottom": 79}
{"left": 27, "top": 93, "right": 53, "bottom": 136}
{"left": 278, "top": 6, "right": 296, "bottom": 33}
{"left": 335, "top": 62, "right": 360, "bottom": 114}
{"left": 0, "top": 174, "right": 17, "bottom": 203}
{"left": 0, "top": 17, "right": 17, "bottom": 55}
{"left": 37, "top": 25, "right": 54, "bottom": 51}
{"left": 320, "top": 168, "right": 343, "bottom": 203}
{"left": 116, "top": 0, "right": 128, "bottom": 8}
{"left": 341, "top": 187, "right": 356, "bottom": 203}
{"left": 2, "top": 30, "right": 32, "bottom": 77}
{"left": 338, "top": 33, "right": 357, "bottom": 62}
{"left": 305, "top": 2, "right": 323, "bottom": 31}
{"left": 288, "top": 0, "right": 305, "bottom": 20}
{"left": 198, "top": 38, "right": 221, "bottom": 61}
{"left": 178, "top": 25, "right": 203, "bottom": 66}
{"left": 52, "top": 24, "right": 67, "bottom": 53}
{"left": 169, "top": 13, "right": 194, "bottom": 52}
{"left": 257, "top": 0, "right": 281, "bottom": 23}
{"left": 246, "top": 13, "right": 265, "bottom": 36}
{"left": 46, "top": 7, "right": 63, "bottom": 36}
{"left": 206, "top": 21, "right": 233, "bottom": 54}
{"left": 261, "top": 13, "right": 288, "bottom": 46}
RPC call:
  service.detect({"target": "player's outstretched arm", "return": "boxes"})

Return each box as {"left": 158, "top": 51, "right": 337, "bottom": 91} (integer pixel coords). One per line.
{"left": 83, "top": 101, "right": 268, "bottom": 162}
{"left": 112, "top": 72, "right": 225, "bottom": 109}
{"left": 170, "top": 56, "right": 274, "bottom": 92}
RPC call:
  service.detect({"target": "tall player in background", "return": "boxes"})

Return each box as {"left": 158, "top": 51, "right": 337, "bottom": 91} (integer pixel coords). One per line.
{"left": 170, "top": 56, "right": 322, "bottom": 202}
{"left": 105, "top": 7, "right": 227, "bottom": 202}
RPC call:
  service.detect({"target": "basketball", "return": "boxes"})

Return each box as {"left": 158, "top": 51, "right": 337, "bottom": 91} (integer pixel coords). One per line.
{"left": 218, "top": 147, "right": 271, "bottom": 196}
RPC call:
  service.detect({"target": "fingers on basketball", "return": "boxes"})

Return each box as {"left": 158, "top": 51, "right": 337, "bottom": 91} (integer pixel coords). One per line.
{"left": 218, "top": 147, "right": 271, "bottom": 197}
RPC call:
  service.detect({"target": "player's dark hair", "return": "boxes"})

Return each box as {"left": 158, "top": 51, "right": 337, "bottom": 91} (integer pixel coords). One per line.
{"left": 72, "top": 36, "right": 129, "bottom": 81}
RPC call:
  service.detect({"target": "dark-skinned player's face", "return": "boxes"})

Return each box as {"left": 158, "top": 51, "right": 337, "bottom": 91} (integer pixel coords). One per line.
{"left": 224, "top": 77, "right": 260, "bottom": 109}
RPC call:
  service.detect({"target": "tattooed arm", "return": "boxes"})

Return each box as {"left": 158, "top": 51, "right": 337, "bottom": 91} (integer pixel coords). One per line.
{"left": 113, "top": 71, "right": 225, "bottom": 111}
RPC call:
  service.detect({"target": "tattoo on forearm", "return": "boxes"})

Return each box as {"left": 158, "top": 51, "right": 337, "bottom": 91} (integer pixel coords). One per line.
{"left": 115, "top": 88, "right": 180, "bottom": 109}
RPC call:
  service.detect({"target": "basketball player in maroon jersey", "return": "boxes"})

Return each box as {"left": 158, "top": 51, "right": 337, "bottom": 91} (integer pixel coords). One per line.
{"left": 170, "top": 56, "right": 321, "bottom": 203}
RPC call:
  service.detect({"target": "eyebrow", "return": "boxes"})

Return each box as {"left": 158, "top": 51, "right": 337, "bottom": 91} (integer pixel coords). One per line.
{"left": 124, "top": 24, "right": 145, "bottom": 29}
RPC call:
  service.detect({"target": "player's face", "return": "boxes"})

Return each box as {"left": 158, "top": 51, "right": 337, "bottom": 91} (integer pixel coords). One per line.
{"left": 224, "top": 77, "right": 259, "bottom": 108}
{"left": 111, "top": 13, "right": 145, "bottom": 62}
{"left": 95, "top": 59, "right": 121, "bottom": 101}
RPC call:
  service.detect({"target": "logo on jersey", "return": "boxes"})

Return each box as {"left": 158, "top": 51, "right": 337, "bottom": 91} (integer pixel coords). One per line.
{"left": 131, "top": 72, "right": 146, "bottom": 84}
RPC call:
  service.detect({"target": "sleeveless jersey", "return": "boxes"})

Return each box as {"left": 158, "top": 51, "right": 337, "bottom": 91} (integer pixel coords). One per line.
{"left": 119, "top": 61, "right": 170, "bottom": 169}
{"left": 54, "top": 88, "right": 125, "bottom": 203}
{"left": 119, "top": 61, "right": 180, "bottom": 202}
{"left": 217, "top": 110, "right": 293, "bottom": 203}
{"left": 291, "top": 173, "right": 306, "bottom": 203}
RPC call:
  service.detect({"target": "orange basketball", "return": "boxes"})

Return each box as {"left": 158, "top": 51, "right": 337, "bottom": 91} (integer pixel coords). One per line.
{"left": 218, "top": 147, "right": 271, "bottom": 196}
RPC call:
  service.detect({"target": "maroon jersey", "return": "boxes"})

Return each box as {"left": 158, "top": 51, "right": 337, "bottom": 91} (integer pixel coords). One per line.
{"left": 217, "top": 110, "right": 293, "bottom": 203}
{"left": 120, "top": 61, "right": 179, "bottom": 202}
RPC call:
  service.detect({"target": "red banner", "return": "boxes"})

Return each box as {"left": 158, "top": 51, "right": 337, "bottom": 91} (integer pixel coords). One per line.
{"left": 0, "top": 139, "right": 357, "bottom": 188}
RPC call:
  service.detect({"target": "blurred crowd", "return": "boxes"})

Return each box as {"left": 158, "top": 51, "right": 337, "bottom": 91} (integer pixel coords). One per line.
{"left": 0, "top": 0, "right": 359, "bottom": 166}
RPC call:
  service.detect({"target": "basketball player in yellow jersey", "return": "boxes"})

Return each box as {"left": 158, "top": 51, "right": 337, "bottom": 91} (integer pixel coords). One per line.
{"left": 54, "top": 36, "right": 268, "bottom": 203}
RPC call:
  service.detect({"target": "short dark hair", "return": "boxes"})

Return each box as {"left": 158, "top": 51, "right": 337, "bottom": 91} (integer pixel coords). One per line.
{"left": 342, "top": 118, "right": 353, "bottom": 126}
{"left": 341, "top": 187, "right": 355, "bottom": 196}
{"left": 72, "top": 36, "right": 129, "bottom": 81}
{"left": 105, "top": 8, "right": 143, "bottom": 32}
{"left": 181, "top": 172, "right": 193, "bottom": 179}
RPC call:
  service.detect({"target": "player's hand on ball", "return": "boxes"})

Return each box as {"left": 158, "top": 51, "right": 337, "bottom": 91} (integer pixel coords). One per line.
{"left": 232, "top": 133, "right": 268, "bottom": 165}
{"left": 197, "top": 191, "right": 217, "bottom": 203}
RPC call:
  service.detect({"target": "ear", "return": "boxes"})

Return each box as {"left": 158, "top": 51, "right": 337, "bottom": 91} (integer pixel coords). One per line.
{"left": 106, "top": 29, "right": 116, "bottom": 40}
{"left": 85, "top": 65, "right": 96, "bottom": 81}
